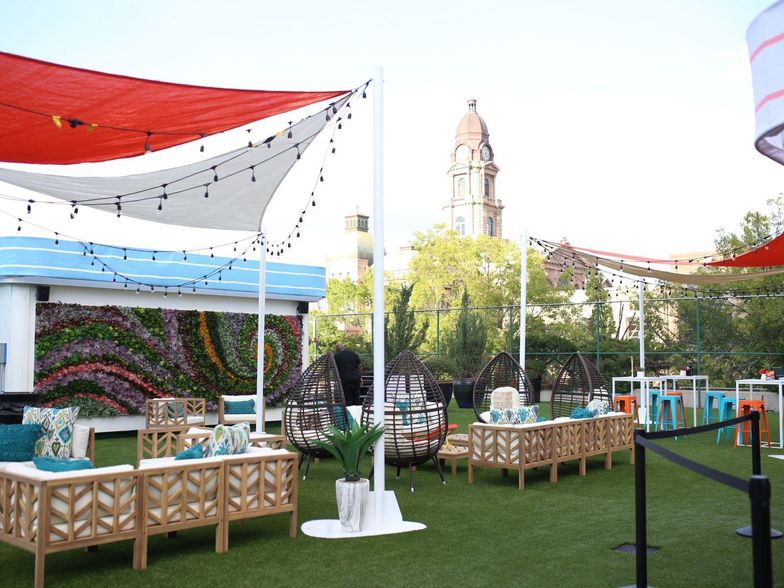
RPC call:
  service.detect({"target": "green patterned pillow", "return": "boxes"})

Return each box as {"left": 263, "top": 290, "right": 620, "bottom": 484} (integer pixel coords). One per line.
{"left": 22, "top": 406, "right": 79, "bottom": 459}
{"left": 204, "top": 423, "right": 250, "bottom": 457}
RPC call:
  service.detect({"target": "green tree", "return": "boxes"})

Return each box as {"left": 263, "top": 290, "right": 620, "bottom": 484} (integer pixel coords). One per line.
{"left": 407, "top": 226, "right": 571, "bottom": 355}
{"left": 384, "top": 283, "right": 429, "bottom": 360}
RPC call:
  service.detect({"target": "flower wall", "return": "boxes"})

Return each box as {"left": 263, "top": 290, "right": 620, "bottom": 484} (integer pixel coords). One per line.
{"left": 34, "top": 303, "right": 303, "bottom": 417}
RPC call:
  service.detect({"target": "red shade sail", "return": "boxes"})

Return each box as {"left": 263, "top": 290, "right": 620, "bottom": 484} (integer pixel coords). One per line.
{"left": 0, "top": 52, "right": 348, "bottom": 164}
{"left": 708, "top": 232, "right": 784, "bottom": 267}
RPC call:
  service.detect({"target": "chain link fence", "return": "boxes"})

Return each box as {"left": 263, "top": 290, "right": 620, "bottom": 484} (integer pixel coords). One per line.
{"left": 310, "top": 294, "right": 784, "bottom": 389}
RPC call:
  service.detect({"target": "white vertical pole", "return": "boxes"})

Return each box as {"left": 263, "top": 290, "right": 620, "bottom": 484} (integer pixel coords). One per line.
{"left": 372, "top": 68, "right": 386, "bottom": 526}
{"left": 256, "top": 230, "right": 268, "bottom": 432}
{"left": 638, "top": 279, "right": 645, "bottom": 370}
{"left": 519, "top": 230, "right": 527, "bottom": 369}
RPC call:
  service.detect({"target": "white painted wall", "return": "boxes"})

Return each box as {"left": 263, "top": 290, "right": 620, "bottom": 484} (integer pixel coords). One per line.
{"left": 0, "top": 284, "right": 36, "bottom": 392}
{"left": 49, "top": 285, "right": 296, "bottom": 315}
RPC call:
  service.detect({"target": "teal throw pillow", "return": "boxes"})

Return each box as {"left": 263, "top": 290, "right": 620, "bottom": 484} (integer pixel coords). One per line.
{"left": 167, "top": 401, "right": 185, "bottom": 418}
{"left": 0, "top": 423, "right": 43, "bottom": 461}
{"left": 225, "top": 399, "right": 254, "bottom": 414}
{"left": 175, "top": 443, "right": 204, "bottom": 460}
{"left": 570, "top": 407, "right": 594, "bottom": 419}
{"left": 33, "top": 457, "right": 93, "bottom": 472}
{"left": 332, "top": 406, "right": 355, "bottom": 431}
{"left": 395, "top": 400, "right": 411, "bottom": 426}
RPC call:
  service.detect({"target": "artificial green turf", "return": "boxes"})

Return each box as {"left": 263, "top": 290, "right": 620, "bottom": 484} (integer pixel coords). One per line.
{"left": 2, "top": 405, "right": 783, "bottom": 587}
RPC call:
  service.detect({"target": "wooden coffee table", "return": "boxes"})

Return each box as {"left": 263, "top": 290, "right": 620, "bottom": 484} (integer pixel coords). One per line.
{"left": 438, "top": 445, "right": 469, "bottom": 475}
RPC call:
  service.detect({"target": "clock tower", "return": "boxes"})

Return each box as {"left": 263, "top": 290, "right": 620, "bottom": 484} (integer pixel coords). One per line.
{"left": 445, "top": 98, "right": 503, "bottom": 238}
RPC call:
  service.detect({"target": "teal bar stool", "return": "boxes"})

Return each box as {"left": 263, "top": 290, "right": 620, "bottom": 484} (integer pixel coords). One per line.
{"left": 715, "top": 396, "right": 736, "bottom": 443}
{"left": 648, "top": 390, "right": 661, "bottom": 431}
{"left": 702, "top": 391, "right": 725, "bottom": 425}
{"left": 658, "top": 395, "right": 686, "bottom": 437}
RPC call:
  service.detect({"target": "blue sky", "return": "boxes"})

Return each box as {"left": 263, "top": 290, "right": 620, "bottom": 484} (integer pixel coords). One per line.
{"left": 0, "top": 0, "right": 780, "bottom": 262}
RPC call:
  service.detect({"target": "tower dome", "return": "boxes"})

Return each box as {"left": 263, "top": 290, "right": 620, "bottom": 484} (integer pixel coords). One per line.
{"left": 455, "top": 98, "right": 489, "bottom": 146}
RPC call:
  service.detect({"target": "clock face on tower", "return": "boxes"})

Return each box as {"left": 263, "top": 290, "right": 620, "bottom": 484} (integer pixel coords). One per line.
{"left": 480, "top": 145, "right": 491, "bottom": 161}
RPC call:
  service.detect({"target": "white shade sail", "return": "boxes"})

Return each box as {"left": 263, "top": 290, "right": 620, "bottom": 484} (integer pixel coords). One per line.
{"left": 0, "top": 93, "right": 351, "bottom": 231}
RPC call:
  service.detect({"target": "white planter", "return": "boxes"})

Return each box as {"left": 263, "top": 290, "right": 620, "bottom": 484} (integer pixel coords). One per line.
{"left": 335, "top": 478, "right": 369, "bottom": 532}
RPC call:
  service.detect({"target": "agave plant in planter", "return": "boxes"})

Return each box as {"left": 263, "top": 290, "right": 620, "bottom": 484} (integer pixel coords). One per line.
{"left": 313, "top": 420, "right": 385, "bottom": 532}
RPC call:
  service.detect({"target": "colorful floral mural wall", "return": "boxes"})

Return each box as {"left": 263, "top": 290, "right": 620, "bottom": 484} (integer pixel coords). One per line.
{"left": 34, "top": 303, "right": 302, "bottom": 417}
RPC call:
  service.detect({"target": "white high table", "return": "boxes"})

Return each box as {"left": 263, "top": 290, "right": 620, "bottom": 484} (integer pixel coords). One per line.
{"left": 735, "top": 379, "right": 784, "bottom": 449}
{"left": 660, "top": 375, "right": 709, "bottom": 428}
{"left": 611, "top": 376, "right": 667, "bottom": 432}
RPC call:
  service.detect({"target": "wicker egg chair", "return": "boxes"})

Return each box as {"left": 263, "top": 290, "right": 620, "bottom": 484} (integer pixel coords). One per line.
{"left": 361, "top": 350, "right": 448, "bottom": 491}
{"left": 283, "top": 352, "right": 350, "bottom": 479}
{"left": 550, "top": 352, "right": 611, "bottom": 419}
{"left": 473, "top": 351, "right": 534, "bottom": 422}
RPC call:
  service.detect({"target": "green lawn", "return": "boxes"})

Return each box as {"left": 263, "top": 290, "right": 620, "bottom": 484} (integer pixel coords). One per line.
{"left": 2, "top": 405, "right": 783, "bottom": 587}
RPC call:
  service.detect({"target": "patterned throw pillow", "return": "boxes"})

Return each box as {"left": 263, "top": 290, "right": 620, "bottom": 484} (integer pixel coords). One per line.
{"left": 204, "top": 423, "right": 251, "bottom": 457}
{"left": 515, "top": 405, "right": 539, "bottom": 424}
{"left": 22, "top": 406, "right": 79, "bottom": 459}
{"left": 585, "top": 399, "right": 610, "bottom": 417}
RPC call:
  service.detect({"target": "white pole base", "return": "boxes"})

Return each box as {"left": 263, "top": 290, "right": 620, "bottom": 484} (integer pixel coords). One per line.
{"left": 301, "top": 490, "right": 425, "bottom": 539}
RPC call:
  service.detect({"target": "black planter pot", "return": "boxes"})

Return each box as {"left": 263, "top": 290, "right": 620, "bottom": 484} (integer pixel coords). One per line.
{"left": 452, "top": 378, "right": 476, "bottom": 409}
{"left": 530, "top": 375, "right": 542, "bottom": 404}
{"left": 437, "top": 381, "right": 453, "bottom": 407}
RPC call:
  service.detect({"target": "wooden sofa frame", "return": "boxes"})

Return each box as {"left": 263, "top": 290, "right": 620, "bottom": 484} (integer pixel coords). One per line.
{"left": 1, "top": 447, "right": 298, "bottom": 586}
{"left": 137, "top": 426, "right": 287, "bottom": 465}
{"left": 0, "top": 466, "right": 141, "bottom": 588}
{"left": 145, "top": 398, "right": 206, "bottom": 429}
{"left": 468, "top": 413, "right": 634, "bottom": 490}
{"left": 137, "top": 448, "right": 298, "bottom": 566}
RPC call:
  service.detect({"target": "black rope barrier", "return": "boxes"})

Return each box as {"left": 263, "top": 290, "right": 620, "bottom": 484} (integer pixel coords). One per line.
{"left": 632, "top": 411, "right": 773, "bottom": 587}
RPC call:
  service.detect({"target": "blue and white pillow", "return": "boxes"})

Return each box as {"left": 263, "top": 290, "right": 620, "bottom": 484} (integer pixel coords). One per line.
{"left": 516, "top": 405, "right": 539, "bottom": 424}
{"left": 585, "top": 399, "right": 610, "bottom": 417}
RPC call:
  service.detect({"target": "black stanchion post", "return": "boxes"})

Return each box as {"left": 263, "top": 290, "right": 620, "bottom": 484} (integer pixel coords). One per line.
{"left": 751, "top": 411, "right": 761, "bottom": 476}
{"left": 749, "top": 475, "right": 773, "bottom": 588}
{"left": 634, "top": 433, "right": 647, "bottom": 588}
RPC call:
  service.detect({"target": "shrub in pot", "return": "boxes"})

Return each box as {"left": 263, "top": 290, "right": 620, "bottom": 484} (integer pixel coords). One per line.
{"left": 447, "top": 289, "right": 487, "bottom": 408}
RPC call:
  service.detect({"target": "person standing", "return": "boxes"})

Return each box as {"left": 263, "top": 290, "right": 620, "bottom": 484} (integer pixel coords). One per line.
{"left": 334, "top": 343, "right": 362, "bottom": 405}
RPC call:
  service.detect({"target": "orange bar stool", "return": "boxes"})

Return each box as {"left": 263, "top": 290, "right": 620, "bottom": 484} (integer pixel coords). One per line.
{"left": 613, "top": 394, "right": 639, "bottom": 425}
{"left": 664, "top": 391, "right": 688, "bottom": 428}
{"left": 735, "top": 399, "right": 772, "bottom": 448}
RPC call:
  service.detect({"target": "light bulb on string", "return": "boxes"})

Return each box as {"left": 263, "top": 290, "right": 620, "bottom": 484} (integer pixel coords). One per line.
{"left": 204, "top": 185, "right": 210, "bottom": 199}
{"left": 212, "top": 166, "right": 218, "bottom": 182}
{"left": 27, "top": 200, "right": 32, "bottom": 214}
{"left": 54, "top": 233, "right": 59, "bottom": 246}
{"left": 250, "top": 166, "right": 256, "bottom": 182}
{"left": 144, "top": 131, "right": 152, "bottom": 153}
{"left": 287, "top": 122, "right": 293, "bottom": 139}
{"left": 152, "top": 251, "right": 157, "bottom": 261}
{"left": 123, "top": 249, "right": 127, "bottom": 260}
